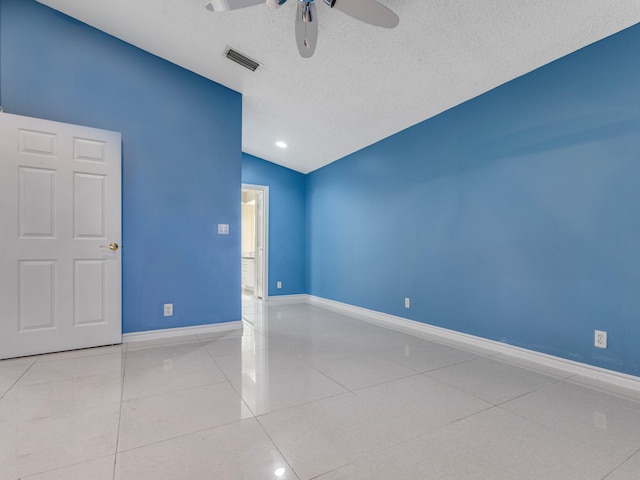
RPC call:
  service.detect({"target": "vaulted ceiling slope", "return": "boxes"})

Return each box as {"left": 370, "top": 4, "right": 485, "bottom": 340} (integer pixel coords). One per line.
{"left": 37, "top": 0, "right": 640, "bottom": 173}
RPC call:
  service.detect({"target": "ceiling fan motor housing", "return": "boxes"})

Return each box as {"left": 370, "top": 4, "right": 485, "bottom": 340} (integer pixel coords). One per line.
{"left": 266, "top": 0, "right": 287, "bottom": 9}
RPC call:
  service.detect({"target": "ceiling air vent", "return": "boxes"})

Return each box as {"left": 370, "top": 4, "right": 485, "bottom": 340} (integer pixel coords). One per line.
{"left": 224, "top": 47, "right": 260, "bottom": 72}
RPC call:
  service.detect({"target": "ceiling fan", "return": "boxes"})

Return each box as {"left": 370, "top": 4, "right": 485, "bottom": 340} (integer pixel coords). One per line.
{"left": 205, "top": 0, "right": 399, "bottom": 58}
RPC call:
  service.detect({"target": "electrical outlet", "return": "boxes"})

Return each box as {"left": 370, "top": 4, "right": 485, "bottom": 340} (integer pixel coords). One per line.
{"left": 277, "top": 281, "right": 282, "bottom": 289}
{"left": 164, "top": 303, "right": 173, "bottom": 317}
{"left": 594, "top": 330, "right": 607, "bottom": 349}
{"left": 404, "top": 297, "right": 410, "bottom": 308}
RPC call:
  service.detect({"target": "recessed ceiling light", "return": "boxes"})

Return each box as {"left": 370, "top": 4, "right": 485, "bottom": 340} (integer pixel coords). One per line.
{"left": 275, "top": 141, "right": 287, "bottom": 149}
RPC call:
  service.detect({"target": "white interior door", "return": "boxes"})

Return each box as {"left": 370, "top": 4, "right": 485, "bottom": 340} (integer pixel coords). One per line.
{"left": 0, "top": 112, "right": 122, "bottom": 359}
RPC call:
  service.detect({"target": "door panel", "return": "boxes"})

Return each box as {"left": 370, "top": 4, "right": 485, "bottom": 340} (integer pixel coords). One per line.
{"left": 73, "top": 172, "right": 106, "bottom": 238}
{"left": 19, "top": 167, "right": 57, "bottom": 237}
{"left": 18, "top": 260, "right": 56, "bottom": 331}
{"left": 0, "top": 112, "right": 122, "bottom": 359}
{"left": 74, "top": 259, "right": 107, "bottom": 326}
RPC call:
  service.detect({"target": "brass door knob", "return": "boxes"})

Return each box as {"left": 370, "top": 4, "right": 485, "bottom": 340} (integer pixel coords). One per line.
{"left": 100, "top": 242, "right": 119, "bottom": 251}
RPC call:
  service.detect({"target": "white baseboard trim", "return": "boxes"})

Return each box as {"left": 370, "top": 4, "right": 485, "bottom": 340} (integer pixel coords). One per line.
{"left": 307, "top": 295, "right": 640, "bottom": 392}
{"left": 123, "top": 320, "right": 243, "bottom": 343}
{"left": 267, "top": 294, "right": 311, "bottom": 305}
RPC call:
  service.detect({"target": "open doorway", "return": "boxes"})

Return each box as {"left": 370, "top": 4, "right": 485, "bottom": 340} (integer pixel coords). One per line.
{"left": 241, "top": 184, "right": 268, "bottom": 303}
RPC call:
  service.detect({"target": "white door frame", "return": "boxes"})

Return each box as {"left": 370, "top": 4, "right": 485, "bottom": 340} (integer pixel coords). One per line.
{"left": 242, "top": 183, "right": 269, "bottom": 301}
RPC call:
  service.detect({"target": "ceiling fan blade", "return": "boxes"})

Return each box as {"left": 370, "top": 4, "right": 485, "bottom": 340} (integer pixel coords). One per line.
{"left": 295, "top": 1, "right": 318, "bottom": 58}
{"left": 329, "top": 0, "right": 399, "bottom": 28}
{"left": 205, "top": 0, "right": 265, "bottom": 12}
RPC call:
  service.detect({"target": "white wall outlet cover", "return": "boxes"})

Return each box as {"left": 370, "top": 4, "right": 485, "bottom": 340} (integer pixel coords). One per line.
{"left": 404, "top": 297, "right": 410, "bottom": 308}
{"left": 218, "top": 224, "right": 229, "bottom": 234}
{"left": 164, "top": 303, "right": 173, "bottom": 317}
{"left": 594, "top": 330, "right": 607, "bottom": 349}
{"left": 277, "top": 281, "right": 282, "bottom": 288}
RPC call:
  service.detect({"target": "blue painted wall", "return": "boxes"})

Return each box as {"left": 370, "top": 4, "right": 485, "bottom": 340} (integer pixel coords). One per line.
{"left": 0, "top": 0, "right": 242, "bottom": 333}
{"left": 242, "top": 153, "right": 306, "bottom": 296}
{"left": 306, "top": 24, "right": 640, "bottom": 376}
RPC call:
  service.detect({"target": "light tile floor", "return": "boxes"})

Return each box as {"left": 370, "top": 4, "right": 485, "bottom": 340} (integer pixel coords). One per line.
{"left": 1, "top": 297, "right": 640, "bottom": 479}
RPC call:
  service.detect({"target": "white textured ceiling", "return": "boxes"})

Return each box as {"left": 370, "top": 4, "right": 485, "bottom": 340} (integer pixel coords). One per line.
{"left": 36, "top": 0, "right": 640, "bottom": 173}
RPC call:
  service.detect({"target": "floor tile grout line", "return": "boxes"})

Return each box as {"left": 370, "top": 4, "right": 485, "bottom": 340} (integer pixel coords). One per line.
{"left": 306, "top": 406, "right": 498, "bottom": 480}
{"left": 493, "top": 384, "right": 553, "bottom": 408}
{"left": 120, "top": 378, "right": 230, "bottom": 403}
{"left": 16, "top": 454, "right": 115, "bottom": 480}
{"left": 416, "top": 358, "right": 569, "bottom": 405}
{"left": 241, "top": 304, "right": 561, "bottom": 404}
{"left": 7, "top": 347, "right": 127, "bottom": 391}
{"left": 286, "top": 348, "right": 369, "bottom": 394}
{"left": 279, "top": 333, "right": 505, "bottom": 381}
{"left": 379, "top": 349, "right": 480, "bottom": 373}
{"left": 123, "top": 353, "right": 226, "bottom": 375}
{"left": 493, "top": 387, "right": 580, "bottom": 434}
{"left": 122, "top": 341, "right": 230, "bottom": 403}
{"left": 288, "top": 345, "right": 432, "bottom": 389}
{"left": 601, "top": 445, "right": 640, "bottom": 480}
{"left": 347, "top": 371, "right": 425, "bottom": 394}
{"left": 405, "top": 356, "right": 481, "bottom": 375}
{"left": 212, "top": 311, "right": 367, "bottom": 402}
{"left": 487, "top": 370, "right": 573, "bottom": 408}
{"left": 253, "top": 390, "right": 356, "bottom": 420}
{"left": 433, "top": 404, "right": 500, "bottom": 438}
{"left": 0, "top": 356, "right": 39, "bottom": 401}
{"left": 415, "top": 371, "right": 503, "bottom": 407}
{"left": 113, "top": 343, "right": 128, "bottom": 480}
{"left": 248, "top": 366, "right": 461, "bottom": 478}
{"left": 207, "top": 339, "right": 357, "bottom": 418}
{"left": 496, "top": 375, "right": 640, "bottom": 441}
{"left": 6, "top": 371, "right": 126, "bottom": 392}
{"left": 254, "top": 416, "right": 304, "bottom": 480}
{"left": 3, "top": 346, "right": 126, "bottom": 478}
{"left": 503, "top": 407, "right": 640, "bottom": 478}
{"left": 256, "top": 399, "right": 442, "bottom": 480}
{"left": 195, "top": 323, "right": 264, "bottom": 342}
{"left": 229, "top": 338, "right": 429, "bottom": 397}
{"left": 308, "top": 464, "right": 348, "bottom": 480}
{"left": 202, "top": 335, "right": 257, "bottom": 418}
{"left": 114, "top": 416, "right": 258, "bottom": 456}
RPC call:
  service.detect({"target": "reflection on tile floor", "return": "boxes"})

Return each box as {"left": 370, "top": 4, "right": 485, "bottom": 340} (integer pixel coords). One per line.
{"left": 1, "top": 296, "right": 640, "bottom": 479}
